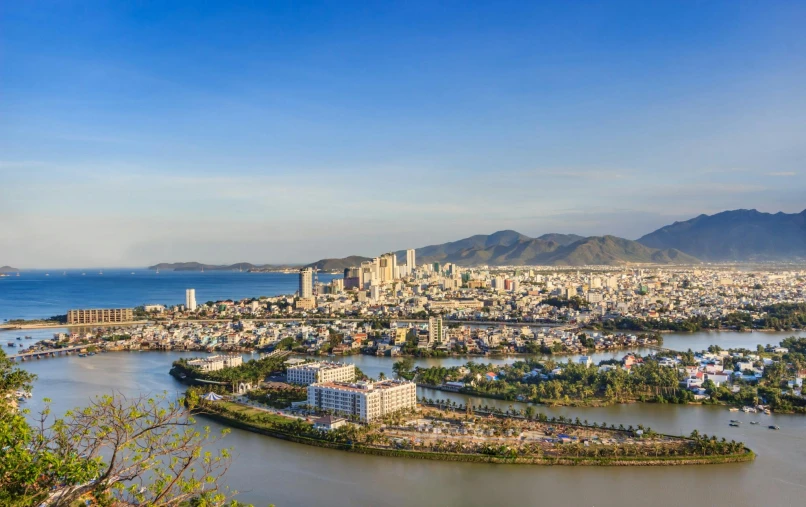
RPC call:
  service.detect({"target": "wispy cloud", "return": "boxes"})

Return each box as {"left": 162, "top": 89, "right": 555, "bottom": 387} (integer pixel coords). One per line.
{"left": 768, "top": 171, "right": 796, "bottom": 177}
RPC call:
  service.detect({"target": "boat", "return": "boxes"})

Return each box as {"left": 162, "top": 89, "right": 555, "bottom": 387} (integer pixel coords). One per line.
{"left": 729, "top": 419, "right": 741, "bottom": 424}
{"left": 7, "top": 342, "right": 15, "bottom": 347}
{"left": 768, "top": 425, "right": 780, "bottom": 430}
{"left": 78, "top": 353, "right": 87, "bottom": 357}
{"left": 24, "top": 336, "right": 32, "bottom": 339}
{"left": 16, "top": 337, "right": 21, "bottom": 340}
{"left": 742, "top": 406, "right": 757, "bottom": 413}
{"left": 729, "top": 422, "right": 740, "bottom": 427}
{"left": 764, "top": 409, "right": 772, "bottom": 415}
{"left": 728, "top": 407, "right": 739, "bottom": 412}
{"left": 750, "top": 421, "right": 759, "bottom": 425}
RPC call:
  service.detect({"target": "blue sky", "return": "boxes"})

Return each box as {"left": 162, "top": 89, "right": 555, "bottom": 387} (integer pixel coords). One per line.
{"left": 1, "top": 1, "right": 805, "bottom": 267}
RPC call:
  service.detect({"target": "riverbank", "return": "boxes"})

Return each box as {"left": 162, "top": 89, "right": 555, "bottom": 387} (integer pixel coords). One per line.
{"left": 191, "top": 396, "right": 754, "bottom": 467}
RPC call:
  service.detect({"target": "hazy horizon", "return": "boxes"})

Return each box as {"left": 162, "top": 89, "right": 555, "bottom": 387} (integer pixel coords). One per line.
{"left": 2, "top": 2, "right": 805, "bottom": 268}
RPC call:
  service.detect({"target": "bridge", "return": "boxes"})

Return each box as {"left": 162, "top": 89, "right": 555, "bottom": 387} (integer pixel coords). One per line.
{"left": 7, "top": 343, "right": 103, "bottom": 361}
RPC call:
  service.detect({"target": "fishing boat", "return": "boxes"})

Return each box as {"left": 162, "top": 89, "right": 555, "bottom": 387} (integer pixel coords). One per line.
{"left": 729, "top": 422, "right": 740, "bottom": 427}
{"left": 750, "top": 421, "right": 759, "bottom": 425}
{"left": 78, "top": 353, "right": 87, "bottom": 357}
{"left": 730, "top": 419, "right": 741, "bottom": 424}
{"left": 768, "top": 425, "right": 780, "bottom": 430}
{"left": 16, "top": 336, "right": 21, "bottom": 340}
{"left": 24, "top": 336, "right": 32, "bottom": 339}
{"left": 7, "top": 342, "right": 15, "bottom": 347}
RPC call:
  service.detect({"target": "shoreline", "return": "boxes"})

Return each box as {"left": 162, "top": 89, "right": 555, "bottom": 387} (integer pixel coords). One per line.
{"left": 194, "top": 406, "right": 755, "bottom": 467}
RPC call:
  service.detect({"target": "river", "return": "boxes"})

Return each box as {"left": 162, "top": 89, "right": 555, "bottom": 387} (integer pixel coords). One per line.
{"left": 9, "top": 329, "right": 806, "bottom": 507}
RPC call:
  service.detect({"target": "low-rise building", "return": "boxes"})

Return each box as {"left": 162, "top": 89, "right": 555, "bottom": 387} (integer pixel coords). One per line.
{"left": 186, "top": 354, "right": 243, "bottom": 372}
{"left": 307, "top": 379, "right": 417, "bottom": 422}
{"left": 287, "top": 361, "right": 356, "bottom": 385}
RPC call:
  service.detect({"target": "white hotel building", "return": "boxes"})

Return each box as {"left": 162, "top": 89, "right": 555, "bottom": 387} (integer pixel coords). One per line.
{"left": 186, "top": 354, "right": 242, "bottom": 372}
{"left": 307, "top": 379, "right": 417, "bottom": 422}
{"left": 287, "top": 361, "right": 356, "bottom": 385}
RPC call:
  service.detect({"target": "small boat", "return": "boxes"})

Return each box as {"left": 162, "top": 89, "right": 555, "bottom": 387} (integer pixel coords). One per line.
{"left": 16, "top": 337, "right": 21, "bottom": 340}
{"left": 750, "top": 421, "right": 759, "bottom": 425}
{"left": 24, "top": 336, "right": 32, "bottom": 339}
{"left": 730, "top": 419, "right": 740, "bottom": 424}
{"left": 729, "top": 423, "right": 740, "bottom": 427}
{"left": 78, "top": 353, "right": 87, "bottom": 357}
{"left": 742, "top": 406, "right": 757, "bottom": 413}
{"left": 768, "top": 425, "right": 780, "bottom": 430}
{"left": 7, "top": 342, "right": 15, "bottom": 347}
{"left": 729, "top": 407, "right": 739, "bottom": 412}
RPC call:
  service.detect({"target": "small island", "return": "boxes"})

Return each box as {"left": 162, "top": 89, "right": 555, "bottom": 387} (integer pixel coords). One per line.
{"left": 171, "top": 354, "right": 754, "bottom": 466}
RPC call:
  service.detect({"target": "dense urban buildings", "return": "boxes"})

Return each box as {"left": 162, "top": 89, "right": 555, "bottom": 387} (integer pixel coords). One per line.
{"left": 287, "top": 361, "right": 356, "bottom": 385}
{"left": 306, "top": 379, "right": 417, "bottom": 422}
{"left": 67, "top": 308, "right": 134, "bottom": 325}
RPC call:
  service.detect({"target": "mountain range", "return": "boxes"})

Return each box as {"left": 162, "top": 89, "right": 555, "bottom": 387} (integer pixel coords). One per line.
{"left": 400, "top": 232, "right": 696, "bottom": 267}
{"left": 0, "top": 266, "right": 20, "bottom": 273}
{"left": 148, "top": 208, "right": 806, "bottom": 270}
{"left": 637, "top": 209, "right": 806, "bottom": 261}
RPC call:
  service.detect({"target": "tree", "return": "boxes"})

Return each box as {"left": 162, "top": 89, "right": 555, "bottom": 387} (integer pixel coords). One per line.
{"left": 0, "top": 350, "right": 246, "bottom": 506}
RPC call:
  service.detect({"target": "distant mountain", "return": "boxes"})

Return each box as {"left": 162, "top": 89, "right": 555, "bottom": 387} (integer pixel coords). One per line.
{"left": 400, "top": 230, "right": 530, "bottom": 263}
{"left": 534, "top": 233, "right": 586, "bottom": 246}
{"left": 148, "top": 262, "right": 265, "bottom": 271}
{"left": 425, "top": 234, "right": 698, "bottom": 266}
{"left": 638, "top": 209, "right": 806, "bottom": 261}
{"left": 0, "top": 266, "right": 20, "bottom": 273}
{"left": 304, "top": 256, "right": 372, "bottom": 272}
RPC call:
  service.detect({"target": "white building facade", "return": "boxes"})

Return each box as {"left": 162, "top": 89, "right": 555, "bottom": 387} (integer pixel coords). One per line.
{"left": 307, "top": 379, "right": 417, "bottom": 422}
{"left": 287, "top": 361, "right": 356, "bottom": 385}
{"left": 185, "top": 289, "right": 197, "bottom": 311}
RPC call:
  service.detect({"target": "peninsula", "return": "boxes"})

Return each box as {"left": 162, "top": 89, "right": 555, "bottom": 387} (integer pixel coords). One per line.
{"left": 172, "top": 354, "right": 753, "bottom": 466}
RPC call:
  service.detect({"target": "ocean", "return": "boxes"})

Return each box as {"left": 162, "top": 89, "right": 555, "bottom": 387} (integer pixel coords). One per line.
{"left": 0, "top": 269, "right": 338, "bottom": 322}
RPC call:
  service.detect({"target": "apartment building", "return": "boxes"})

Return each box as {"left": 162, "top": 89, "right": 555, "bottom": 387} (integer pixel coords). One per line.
{"left": 67, "top": 308, "right": 134, "bottom": 325}
{"left": 306, "top": 379, "right": 417, "bottom": 422}
{"left": 287, "top": 361, "right": 356, "bottom": 385}
{"left": 186, "top": 354, "right": 243, "bottom": 372}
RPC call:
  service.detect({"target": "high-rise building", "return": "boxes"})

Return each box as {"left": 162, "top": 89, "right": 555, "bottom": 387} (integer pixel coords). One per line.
{"left": 379, "top": 253, "right": 395, "bottom": 282}
{"left": 185, "top": 289, "right": 197, "bottom": 311}
{"left": 428, "top": 316, "right": 444, "bottom": 345}
{"left": 406, "top": 249, "right": 416, "bottom": 270}
{"left": 299, "top": 268, "right": 313, "bottom": 298}
{"left": 67, "top": 308, "right": 133, "bottom": 325}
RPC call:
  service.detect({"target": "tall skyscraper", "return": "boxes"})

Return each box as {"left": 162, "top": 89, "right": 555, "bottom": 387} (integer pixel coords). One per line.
{"left": 185, "top": 289, "right": 197, "bottom": 311}
{"left": 299, "top": 268, "right": 313, "bottom": 298}
{"left": 406, "top": 249, "right": 416, "bottom": 269}
{"left": 379, "top": 253, "right": 395, "bottom": 282}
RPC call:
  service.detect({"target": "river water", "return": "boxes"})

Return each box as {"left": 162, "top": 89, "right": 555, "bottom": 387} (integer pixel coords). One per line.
{"left": 8, "top": 329, "right": 806, "bottom": 507}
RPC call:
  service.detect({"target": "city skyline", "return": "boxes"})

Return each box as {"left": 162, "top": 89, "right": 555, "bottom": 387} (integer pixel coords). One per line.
{"left": 2, "top": 1, "right": 805, "bottom": 268}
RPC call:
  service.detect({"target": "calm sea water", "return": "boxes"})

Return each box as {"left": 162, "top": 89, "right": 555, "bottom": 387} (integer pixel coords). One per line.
{"left": 0, "top": 269, "right": 337, "bottom": 321}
